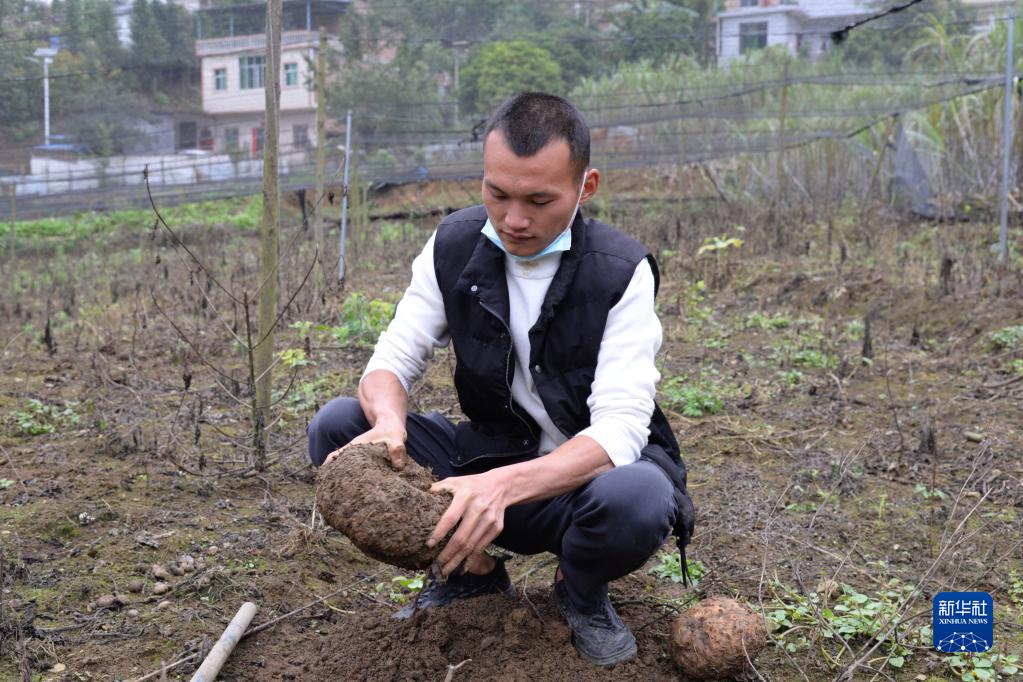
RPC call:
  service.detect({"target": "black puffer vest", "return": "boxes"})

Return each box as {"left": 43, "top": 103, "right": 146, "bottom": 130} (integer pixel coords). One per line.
{"left": 433, "top": 205, "right": 695, "bottom": 571}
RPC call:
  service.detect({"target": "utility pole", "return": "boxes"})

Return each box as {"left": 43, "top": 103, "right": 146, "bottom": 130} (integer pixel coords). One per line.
{"left": 31, "top": 45, "right": 59, "bottom": 145}
{"left": 448, "top": 40, "right": 470, "bottom": 123}
{"left": 999, "top": 15, "right": 1015, "bottom": 264}
{"left": 254, "top": 0, "right": 282, "bottom": 470}
{"left": 314, "top": 28, "right": 327, "bottom": 282}
{"left": 339, "top": 108, "right": 352, "bottom": 287}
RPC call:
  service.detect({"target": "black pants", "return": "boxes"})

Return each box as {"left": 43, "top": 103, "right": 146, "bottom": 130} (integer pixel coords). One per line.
{"left": 308, "top": 397, "right": 679, "bottom": 612}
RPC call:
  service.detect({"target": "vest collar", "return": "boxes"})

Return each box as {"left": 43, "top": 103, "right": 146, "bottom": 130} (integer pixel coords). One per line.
{"left": 453, "top": 210, "right": 589, "bottom": 329}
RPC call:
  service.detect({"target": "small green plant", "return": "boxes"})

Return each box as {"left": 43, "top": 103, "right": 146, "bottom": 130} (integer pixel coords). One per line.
{"left": 779, "top": 369, "right": 805, "bottom": 386}
{"left": 1008, "top": 359, "right": 1023, "bottom": 376}
{"left": 914, "top": 483, "right": 947, "bottom": 501}
{"left": 649, "top": 550, "right": 706, "bottom": 586}
{"left": 767, "top": 578, "right": 925, "bottom": 662}
{"left": 372, "top": 573, "right": 425, "bottom": 604}
{"left": 289, "top": 320, "right": 314, "bottom": 339}
{"left": 697, "top": 235, "right": 744, "bottom": 255}
{"left": 0, "top": 479, "right": 14, "bottom": 490}
{"left": 790, "top": 348, "right": 836, "bottom": 369}
{"left": 874, "top": 493, "right": 887, "bottom": 522}
{"left": 1008, "top": 569, "right": 1023, "bottom": 612}
{"left": 332, "top": 293, "right": 396, "bottom": 348}
{"left": 660, "top": 375, "right": 724, "bottom": 417}
{"left": 681, "top": 280, "right": 711, "bottom": 325}
{"left": 702, "top": 336, "right": 727, "bottom": 350}
{"left": 845, "top": 319, "right": 865, "bottom": 340}
{"left": 945, "top": 652, "right": 1020, "bottom": 681}
{"left": 745, "top": 312, "right": 791, "bottom": 330}
{"left": 9, "top": 399, "right": 80, "bottom": 437}
{"left": 988, "top": 325, "right": 1023, "bottom": 351}
{"left": 278, "top": 348, "right": 311, "bottom": 369}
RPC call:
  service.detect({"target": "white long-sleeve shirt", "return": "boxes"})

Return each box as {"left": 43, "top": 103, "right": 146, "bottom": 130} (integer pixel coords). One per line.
{"left": 363, "top": 230, "right": 662, "bottom": 467}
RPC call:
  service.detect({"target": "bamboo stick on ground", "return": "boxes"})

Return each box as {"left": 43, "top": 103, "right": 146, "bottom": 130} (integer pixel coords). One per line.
{"left": 189, "top": 602, "right": 258, "bottom": 682}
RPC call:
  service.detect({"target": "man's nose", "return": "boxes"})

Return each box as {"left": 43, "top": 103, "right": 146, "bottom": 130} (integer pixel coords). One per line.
{"left": 505, "top": 204, "right": 530, "bottom": 229}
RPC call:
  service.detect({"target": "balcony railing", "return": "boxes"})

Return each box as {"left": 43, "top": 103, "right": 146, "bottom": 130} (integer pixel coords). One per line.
{"left": 196, "top": 30, "right": 340, "bottom": 56}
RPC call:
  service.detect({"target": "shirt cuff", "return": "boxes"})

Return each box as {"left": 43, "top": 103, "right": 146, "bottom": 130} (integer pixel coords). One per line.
{"left": 577, "top": 418, "right": 645, "bottom": 468}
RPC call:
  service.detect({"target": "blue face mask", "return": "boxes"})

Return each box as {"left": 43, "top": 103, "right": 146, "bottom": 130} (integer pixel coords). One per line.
{"left": 482, "top": 175, "right": 587, "bottom": 262}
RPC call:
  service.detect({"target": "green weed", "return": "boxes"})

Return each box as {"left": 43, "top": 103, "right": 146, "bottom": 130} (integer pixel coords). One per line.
{"left": 659, "top": 375, "right": 724, "bottom": 418}
{"left": 649, "top": 550, "right": 706, "bottom": 587}
{"left": 988, "top": 326, "right": 1023, "bottom": 352}
{"left": 766, "top": 578, "right": 924, "bottom": 662}
{"left": 845, "top": 319, "right": 865, "bottom": 340}
{"left": 372, "top": 573, "right": 425, "bottom": 604}
{"left": 945, "top": 653, "right": 1020, "bottom": 681}
{"left": 745, "top": 312, "right": 791, "bottom": 330}
{"left": 914, "top": 483, "right": 947, "bottom": 501}
{"left": 779, "top": 369, "right": 805, "bottom": 386}
{"left": 278, "top": 348, "right": 311, "bottom": 369}
{"left": 331, "top": 293, "right": 396, "bottom": 348}
{"left": 8, "top": 399, "right": 80, "bottom": 437}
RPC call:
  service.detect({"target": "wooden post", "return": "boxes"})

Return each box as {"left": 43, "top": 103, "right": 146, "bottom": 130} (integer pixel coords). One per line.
{"left": 314, "top": 28, "right": 327, "bottom": 282}
{"left": 254, "top": 0, "right": 282, "bottom": 470}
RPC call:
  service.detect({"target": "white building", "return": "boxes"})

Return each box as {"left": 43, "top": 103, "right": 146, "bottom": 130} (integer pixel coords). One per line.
{"left": 716, "top": 0, "right": 872, "bottom": 65}
{"left": 194, "top": 0, "right": 348, "bottom": 159}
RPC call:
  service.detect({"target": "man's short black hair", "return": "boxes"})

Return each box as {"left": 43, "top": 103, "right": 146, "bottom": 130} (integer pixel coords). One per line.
{"left": 484, "top": 92, "right": 590, "bottom": 180}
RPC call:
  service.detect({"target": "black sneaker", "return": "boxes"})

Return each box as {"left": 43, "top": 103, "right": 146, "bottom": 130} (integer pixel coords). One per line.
{"left": 393, "top": 556, "right": 516, "bottom": 619}
{"left": 554, "top": 580, "right": 637, "bottom": 667}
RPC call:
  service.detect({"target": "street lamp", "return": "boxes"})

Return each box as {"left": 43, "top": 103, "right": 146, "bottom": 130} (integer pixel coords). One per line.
{"left": 30, "top": 45, "right": 59, "bottom": 146}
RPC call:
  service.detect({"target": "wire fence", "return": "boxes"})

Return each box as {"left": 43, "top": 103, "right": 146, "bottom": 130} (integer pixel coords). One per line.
{"left": 2, "top": 11, "right": 1020, "bottom": 227}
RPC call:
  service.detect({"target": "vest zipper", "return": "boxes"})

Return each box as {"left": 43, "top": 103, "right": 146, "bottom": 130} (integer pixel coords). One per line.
{"left": 477, "top": 297, "right": 538, "bottom": 441}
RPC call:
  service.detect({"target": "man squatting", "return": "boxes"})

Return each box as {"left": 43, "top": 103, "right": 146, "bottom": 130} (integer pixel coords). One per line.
{"left": 308, "top": 92, "right": 696, "bottom": 667}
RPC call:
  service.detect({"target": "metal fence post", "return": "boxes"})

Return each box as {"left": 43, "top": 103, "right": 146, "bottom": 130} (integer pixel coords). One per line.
{"left": 999, "top": 14, "right": 1015, "bottom": 264}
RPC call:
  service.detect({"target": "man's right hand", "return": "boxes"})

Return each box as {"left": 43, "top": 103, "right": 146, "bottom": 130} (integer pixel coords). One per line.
{"left": 324, "top": 417, "right": 408, "bottom": 470}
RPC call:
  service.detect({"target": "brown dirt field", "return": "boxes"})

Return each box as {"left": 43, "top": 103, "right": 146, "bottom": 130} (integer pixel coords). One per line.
{"left": 2, "top": 175, "right": 1022, "bottom": 681}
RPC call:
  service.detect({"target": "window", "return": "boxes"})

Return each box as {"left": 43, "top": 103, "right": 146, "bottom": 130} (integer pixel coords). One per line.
{"left": 225, "top": 127, "right": 239, "bottom": 151}
{"left": 293, "top": 124, "right": 309, "bottom": 149}
{"left": 239, "top": 56, "right": 265, "bottom": 89}
{"left": 739, "top": 21, "right": 768, "bottom": 53}
{"left": 176, "top": 121, "right": 197, "bottom": 150}
{"left": 740, "top": 0, "right": 759, "bottom": 7}
{"left": 284, "top": 62, "right": 298, "bottom": 87}
{"left": 214, "top": 67, "right": 227, "bottom": 91}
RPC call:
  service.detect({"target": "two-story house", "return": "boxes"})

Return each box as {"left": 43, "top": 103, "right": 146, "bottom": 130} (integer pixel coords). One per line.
{"left": 194, "top": 0, "right": 348, "bottom": 160}
{"left": 716, "top": 0, "right": 872, "bottom": 65}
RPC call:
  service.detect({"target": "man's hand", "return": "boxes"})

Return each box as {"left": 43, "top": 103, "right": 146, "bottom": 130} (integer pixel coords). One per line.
{"left": 323, "top": 416, "right": 407, "bottom": 470}
{"left": 428, "top": 471, "right": 509, "bottom": 576}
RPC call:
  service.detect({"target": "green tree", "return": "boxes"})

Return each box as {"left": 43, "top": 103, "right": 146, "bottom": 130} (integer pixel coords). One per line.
{"left": 832, "top": 0, "right": 976, "bottom": 69}
{"left": 603, "top": 0, "right": 702, "bottom": 66}
{"left": 63, "top": 0, "right": 84, "bottom": 52}
{"left": 459, "top": 40, "right": 564, "bottom": 116}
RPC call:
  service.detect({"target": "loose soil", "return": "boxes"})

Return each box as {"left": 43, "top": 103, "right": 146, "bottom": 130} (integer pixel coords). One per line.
{"left": 315, "top": 443, "right": 450, "bottom": 570}
{"left": 1, "top": 175, "right": 1022, "bottom": 681}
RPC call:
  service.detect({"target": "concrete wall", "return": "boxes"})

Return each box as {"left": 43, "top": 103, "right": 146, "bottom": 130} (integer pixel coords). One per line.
{"left": 5, "top": 147, "right": 312, "bottom": 197}
{"left": 205, "top": 110, "right": 317, "bottom": 157}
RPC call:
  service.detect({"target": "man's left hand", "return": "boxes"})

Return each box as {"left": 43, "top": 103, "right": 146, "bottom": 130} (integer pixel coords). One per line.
{"left": 428, "top": 472, "right": 508, "bottom": 576}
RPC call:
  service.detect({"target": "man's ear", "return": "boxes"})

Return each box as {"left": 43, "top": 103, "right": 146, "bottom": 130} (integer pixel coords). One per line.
{"left": 579, "top": 169, "right": 600, "bottom": 205}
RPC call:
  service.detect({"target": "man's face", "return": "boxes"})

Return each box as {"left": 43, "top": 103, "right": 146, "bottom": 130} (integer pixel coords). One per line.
{"left": 481, "top": 130, "right": 599, "bottom": 258}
